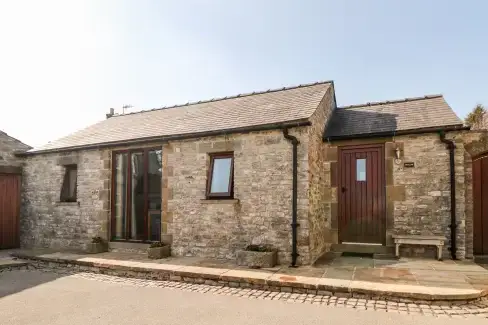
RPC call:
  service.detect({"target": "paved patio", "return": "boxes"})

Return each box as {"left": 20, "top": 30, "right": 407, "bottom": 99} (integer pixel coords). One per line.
{"left": 6, "top": 248, "right": 488, "bottom": 301}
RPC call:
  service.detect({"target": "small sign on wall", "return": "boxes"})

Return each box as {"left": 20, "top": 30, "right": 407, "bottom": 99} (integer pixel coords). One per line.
{"left": 404, "top": 162, "right": 415, "bottom": 168}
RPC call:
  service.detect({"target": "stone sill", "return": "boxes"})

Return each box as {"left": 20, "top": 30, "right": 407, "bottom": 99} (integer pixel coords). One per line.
{"left": 200, "top": 199, "right": 239, "bottom": 204}
{"left": 55, "top": 201, "right": 79, "bottom": 207}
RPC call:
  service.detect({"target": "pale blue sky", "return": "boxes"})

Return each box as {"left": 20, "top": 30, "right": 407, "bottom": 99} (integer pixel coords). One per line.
{"left": 0, "top": 0, "right": 486, "bottom": 147}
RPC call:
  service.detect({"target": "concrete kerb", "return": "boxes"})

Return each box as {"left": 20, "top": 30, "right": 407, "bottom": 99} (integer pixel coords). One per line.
{"left": 10, "top": 252, "right": 486, "bottom": 303}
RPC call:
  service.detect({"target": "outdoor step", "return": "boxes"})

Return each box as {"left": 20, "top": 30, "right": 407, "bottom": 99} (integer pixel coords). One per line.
{"left": 331, "top": 243, "right": 394, "bottom": 255}
{"left": 109, "top": 241, "right": 150, "bottom": 254}
{"left": 10, "top": 250, "right": 486, "bottom": 303}
{"left": 474, "top": 255, "right": 488, "bottom": 265}
{"left": 373, "top": 253, "right": 396, "bottom": 260}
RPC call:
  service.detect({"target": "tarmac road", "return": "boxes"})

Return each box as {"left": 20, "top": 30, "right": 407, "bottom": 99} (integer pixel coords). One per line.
{"left": 0, "top": 270, "right": 485, "bottom": 325}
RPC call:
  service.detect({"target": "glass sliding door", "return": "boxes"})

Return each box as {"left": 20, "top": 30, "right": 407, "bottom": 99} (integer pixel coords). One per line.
{"left": 147, "top": 149, "right": 162, "bottom": 241}
{"left": 130, "top": 151, "right": 145, "bottom": 240}
{"left": 113, "top": 153, "right": 128, "bottom": 240}
{"left": 111, "top": 147, "right": 162, "bottom": 242}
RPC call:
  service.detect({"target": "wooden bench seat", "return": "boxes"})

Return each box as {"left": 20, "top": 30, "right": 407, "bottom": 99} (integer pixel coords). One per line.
{"left": 392, "top": 235, "right": 446, "bottom": 261}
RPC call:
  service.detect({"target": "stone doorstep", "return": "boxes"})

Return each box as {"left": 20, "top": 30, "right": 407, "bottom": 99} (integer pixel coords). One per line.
{"left": 10, "top": 252, "right": 486, "bottom": 302}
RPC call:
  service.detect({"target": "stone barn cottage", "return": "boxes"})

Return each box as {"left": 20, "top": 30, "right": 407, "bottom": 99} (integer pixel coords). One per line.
{"left": 17, "top": 81, "right": 488, "bottom": 265}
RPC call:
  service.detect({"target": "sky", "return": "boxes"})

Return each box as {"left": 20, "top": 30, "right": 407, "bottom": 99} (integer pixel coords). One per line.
{"left": 0, "top": 0, "right": 486, "bottom": 147}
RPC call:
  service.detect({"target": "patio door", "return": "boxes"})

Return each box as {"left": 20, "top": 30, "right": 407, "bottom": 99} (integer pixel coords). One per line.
{"left": 111, "top": 148, "right": 162, "bottom": 242}
{"left": 338, "top": 144, "right": 386, "bottom": 244}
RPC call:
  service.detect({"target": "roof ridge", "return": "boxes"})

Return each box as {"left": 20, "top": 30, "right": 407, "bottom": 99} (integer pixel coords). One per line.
{"left": 339, "top": 94, "right": 444, "bottom": 109}
{"left": 110, "top": 80, "right": 333, "bottom": 118}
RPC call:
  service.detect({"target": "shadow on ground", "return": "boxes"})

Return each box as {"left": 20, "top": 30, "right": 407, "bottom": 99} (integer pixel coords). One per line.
{"left": 0, "top": 268, "right": 66, "bottom": 299}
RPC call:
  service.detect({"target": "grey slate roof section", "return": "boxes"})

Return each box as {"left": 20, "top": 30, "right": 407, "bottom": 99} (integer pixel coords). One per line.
{"left": 324, "top": 95, "right": 464, "bottom": 139}
{"left": 30, "top": 82, "right": 331, "bottom": 153}
{"left": 0, "top": 130, "right": 31, "bottom": 166}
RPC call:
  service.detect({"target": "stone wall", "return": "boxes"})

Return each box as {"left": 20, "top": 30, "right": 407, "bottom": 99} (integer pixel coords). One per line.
{"left": 165, "top": 128, "right": 311, "bottom": 264}
{"left": 0, "top": 131, "right": 30, "bottom": 167}
{"left": 458, "top": 130, "right": 488, "bottom": 258}
{"left": 307, "top": 86, "right": 336, "bottom": 262}
{"left": 323, "top": 132, "right": 467, "bottom": 259}
{"left": 21, "top": 149, "right": 111, "bottom": 249}
{"left": 391, "top": 133, "right": 466, "bottom": 259}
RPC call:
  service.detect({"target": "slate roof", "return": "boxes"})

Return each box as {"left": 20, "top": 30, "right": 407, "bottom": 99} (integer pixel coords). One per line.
{"left": 324, "top": 95, "right": 464, "bottom": 139}
{"left": 30, "top": 81, "right": 332, "bottom": 153}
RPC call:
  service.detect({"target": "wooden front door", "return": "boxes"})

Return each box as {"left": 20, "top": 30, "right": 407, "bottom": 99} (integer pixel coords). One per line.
{"left": 338, "top": 144, "right": 386, "bottom": 244}
{"left": 473, "top": 153, "right": 488, "bottom": 255}
{"left": 0, "top": 173, "right": 21, "bottom": 249}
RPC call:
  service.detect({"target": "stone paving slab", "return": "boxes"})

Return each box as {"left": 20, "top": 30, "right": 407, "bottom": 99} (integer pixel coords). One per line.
{"left": 9, "top": 249, "right": 488, "bottom": 302}
{"left": 0, "top": 257, "right": 29, "bottom": 269}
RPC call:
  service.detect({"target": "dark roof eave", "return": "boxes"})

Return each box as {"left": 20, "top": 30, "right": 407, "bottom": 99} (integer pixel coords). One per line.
{"left": 322, "top": 124, "right": 470, "bottom": 141}
{"left": 18, "top": 119, "right": 312, "bottom": 156}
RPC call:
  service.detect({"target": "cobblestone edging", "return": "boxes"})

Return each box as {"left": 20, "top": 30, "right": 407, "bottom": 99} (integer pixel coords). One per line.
{"left": 2, "top": 267, "right": 488, "bottom": 319}
{"left": 7, "top": 256, "right": 486, "bottom": 307}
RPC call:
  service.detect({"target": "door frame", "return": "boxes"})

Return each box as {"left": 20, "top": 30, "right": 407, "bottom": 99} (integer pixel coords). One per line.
{"left": 337, "top": 143, "right": 386, "bottom": 245}
{"left": 110, "top": 147, "right": 162, "bottom": 243}
{"left": 473, "top": 152, "right": 488, "bottom": 255}
{"left": 0, "top": 166, "right": 22, "bottom": 249}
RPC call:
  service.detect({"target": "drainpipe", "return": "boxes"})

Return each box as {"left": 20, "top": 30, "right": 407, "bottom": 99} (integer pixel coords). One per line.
{"left": 283, "top": 128, "right": 300, "bottom": 267}
{"left": 439, "top": 131, "right": 457, "bottom": 260}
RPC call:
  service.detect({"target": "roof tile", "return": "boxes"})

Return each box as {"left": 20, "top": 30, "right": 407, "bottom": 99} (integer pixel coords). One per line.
{"left": 32, "top": 82, "right": 331, "bottom": 152}
{"left": 324, "top": 95, "right": 463, "bottom": 139}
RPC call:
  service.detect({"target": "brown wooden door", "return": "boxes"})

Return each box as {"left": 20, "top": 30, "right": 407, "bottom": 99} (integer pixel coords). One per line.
{"left": 338, "top": 144, "right": 386, "bottom": 244}
{"left": 473, "top": 154, "right": 488, "bottom": 255}
{"left": 0, "top": 173, "right": 21, "bottom": 249}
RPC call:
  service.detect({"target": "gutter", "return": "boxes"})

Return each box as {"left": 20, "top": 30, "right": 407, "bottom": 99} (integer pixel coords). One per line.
{"left": 282, "top": 128, "right": 300, "bottom": 267}
{"left": 439, "top": 131, "right": 457, "bottom": 260}
{"left": 324, "top": 124, "right": 464, "bottom": 260}
{"left": 17, "top": 120, "right": 312, "bottom": 156}
{"left": 323, "top": 125, "right": 470, "bottom": 142}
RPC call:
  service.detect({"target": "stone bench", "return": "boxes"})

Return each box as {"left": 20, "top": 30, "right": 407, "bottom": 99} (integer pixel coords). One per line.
{"left": 392, "top": 235, "right": 446, "bottom": 261}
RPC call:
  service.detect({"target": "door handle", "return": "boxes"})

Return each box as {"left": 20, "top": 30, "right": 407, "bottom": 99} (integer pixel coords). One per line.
{"left": 341, "top": 187, "right": 347, "bottom": 193}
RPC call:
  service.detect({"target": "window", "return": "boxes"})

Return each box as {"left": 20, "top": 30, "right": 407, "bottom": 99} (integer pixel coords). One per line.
{"left": 112, "top": 148, "right": 162, "bottom": 242}
{"left": 60, "top": 164, "right": 77, "bottom": 202}
{"left": 356, "top": 158, "right": 366, "bottom": 181}
{"left": 207, "top": 152, "right": 234, "bottom": 198}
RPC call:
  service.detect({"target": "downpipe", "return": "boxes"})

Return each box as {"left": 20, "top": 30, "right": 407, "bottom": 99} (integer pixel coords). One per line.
{"left": 283, "top": 128, "right": 300, "bottom": 267}
{"left": 439, "top": 131, "right": 457, "bottom": 260}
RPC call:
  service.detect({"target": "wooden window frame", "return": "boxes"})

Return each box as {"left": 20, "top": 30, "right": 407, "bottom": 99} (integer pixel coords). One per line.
{"left": 110, "top": 147, "right": 162, "bottom": 242}
{"left": 206, "top": 152, "right": 234, "bottom": 199}
{"left": 60, "top": 164, "right": 77, "bottom": 202}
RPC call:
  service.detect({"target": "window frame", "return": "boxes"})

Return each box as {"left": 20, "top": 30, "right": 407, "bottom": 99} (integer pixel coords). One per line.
{"left": 110, "top": 147, "right": 162, "bottom": 242}
{"left": 206, "top": 152, "right": 234, "bottom": 199}
{"left": 60, "top": 164, "right": 77, "bottom": 202}
{"left": 356, "top": 158, "right": 367, "bottom": 182}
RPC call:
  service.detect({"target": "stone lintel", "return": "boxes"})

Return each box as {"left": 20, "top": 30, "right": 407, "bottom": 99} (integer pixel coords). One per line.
{"left": 0, "top": 165, "right": 22, "bottom": 174}
{"left": 57, "top": 155, "right": 78, "bottom": 166}
{"left": 330, "top": 137, "right": 392, "bottom": 147}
